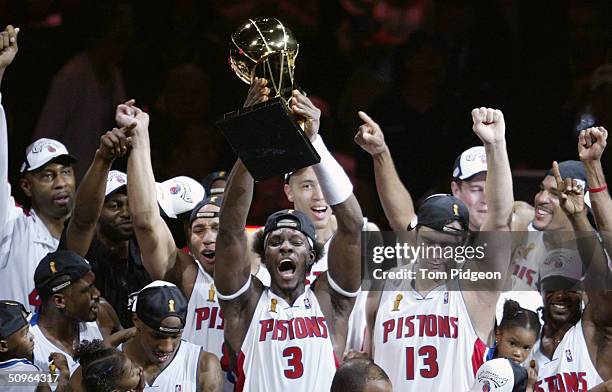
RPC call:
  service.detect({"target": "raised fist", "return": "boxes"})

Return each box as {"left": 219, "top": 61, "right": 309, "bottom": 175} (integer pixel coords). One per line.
{"left": 471, "top": 107, "right": 505, "bottom": 145}
{"left": 116, "top": 99, "right": 149, "bottom": 133}
{"left": 0, "top": 25, "right": 19, "bottom": 70}
{"left": 98, "top": 124, "right": 135, "bottom": 161}
{"left": 354, "top": 111, "right": 388, "bottom": 156}
{"left": 578, "top": 126, "right": 607, "bottom": 162}
{"left": 291, "top": 90, "right": 321, "bottom": 142}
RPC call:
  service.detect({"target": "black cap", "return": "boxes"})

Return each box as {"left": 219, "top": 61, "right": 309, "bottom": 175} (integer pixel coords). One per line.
{"left": 264, "top": 209, "right": 316, "bottom": 245}
{"left": 188, "top": 195, "right": 223, "bottom": 226}
{"left": 134, "top": 282, "right": 188, "bottom": 334}
{"left": 508, "top": 359, "right": 528, "bottom": 392}
{"left": 0, "top": 301, "right": 29, "bottom": 339}
{"left": 408, "top": 194, "right": 469, "bottom": 233}
{"left": 34, "top": 251, "right": 92, "bottom": 295}
{"left": 202, "top": 170, "right": 229, "bottom": 195}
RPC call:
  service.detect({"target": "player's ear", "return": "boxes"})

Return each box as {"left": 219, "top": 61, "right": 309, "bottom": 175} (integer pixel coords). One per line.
{"left": 284, "top": 183, "right": 294, "bottom": 203}
{"left": 450, "top": 181, "right": 460, "bottom": 197}
{"left": 52, "top": 293, "right": 66, "bottom": 310}
{"left": 19, "top": 177, "right": 32, "bottom": 198}
{"left": 0, "top": 339, "right": 8, "bottom": 353}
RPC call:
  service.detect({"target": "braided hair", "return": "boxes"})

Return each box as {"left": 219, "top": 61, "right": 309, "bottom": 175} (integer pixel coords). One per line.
{"left": 74, "top": 340, "right": 124, "bottom": 392}
{"left": 498, "top": 300, "right": 541, "bottom": 336}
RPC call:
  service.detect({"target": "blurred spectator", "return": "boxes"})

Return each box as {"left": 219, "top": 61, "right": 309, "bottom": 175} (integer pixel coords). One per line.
{"left": 33, "top": 1, "right": 132, "bottom": 178}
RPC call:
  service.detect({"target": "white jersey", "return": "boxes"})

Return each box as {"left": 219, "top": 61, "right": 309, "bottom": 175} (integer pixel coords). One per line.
{"left": 236, "top": 286, "right": 338, "bottom": 392}
{"left": 0, "top": 358, "right": 40, "bottom": 392}
{"left": 512, "top": 227, "right": 545, "bottom": 290}
{"left": 144, "top": 340, "right": 202, "bottom": 391}
{"left": 373, "top": 279, "right": 487, "bottom": 391}
{"left": 529, "top": 321, "right": 603, "bottom": 391}
{"left": 0, "top": 97, "right": 60, "bottom": 311}
{"left": 182, "top": 261, "right": 235, "bottom": 392}
{"left": 183, "top": 262, "right": 225, "bottom": 358}
{"left": 30, "top": 319, "right": 103, "bottom": 376}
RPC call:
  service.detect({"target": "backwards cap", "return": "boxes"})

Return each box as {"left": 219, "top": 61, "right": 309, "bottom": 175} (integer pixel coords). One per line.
{"left": 132, "top": 281, "right": 188, "bottom": 334}
{"left": 408, "top": 194, "right": 469, "bottom": 233}
{"left": 264, "top": 209, "right": 316, "bottom": 247}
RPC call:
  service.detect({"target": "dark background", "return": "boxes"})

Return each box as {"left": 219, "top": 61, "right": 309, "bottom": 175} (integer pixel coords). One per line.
{"left": 1, "top": 0, "right": 611, "bottom": 228}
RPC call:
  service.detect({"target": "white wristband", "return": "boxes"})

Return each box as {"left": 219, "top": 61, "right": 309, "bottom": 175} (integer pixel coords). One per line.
{"left": 311, "top": 135, "right": 353, "bottom": 205}
{"left": 217, "top": 276, "right": 251, "bottom": 301}
{"left": 327, "top": 271, "right": 360, "bottom": 298}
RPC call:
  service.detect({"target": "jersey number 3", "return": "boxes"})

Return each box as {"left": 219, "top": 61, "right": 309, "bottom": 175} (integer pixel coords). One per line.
{"left": 406, "top": 345, "right": 439, "bottom": 380}
{"left": 282, "top": 347, "right": 304, "bottom": 379}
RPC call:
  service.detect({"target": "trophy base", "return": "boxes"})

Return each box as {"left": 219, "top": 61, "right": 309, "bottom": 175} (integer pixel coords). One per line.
{"left": 216, "top": 97, "right": 321, "bottom": 182}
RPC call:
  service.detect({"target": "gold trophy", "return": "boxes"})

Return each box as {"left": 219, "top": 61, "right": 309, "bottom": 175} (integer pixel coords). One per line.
{"left": 216, "top": 17, "right": 320, "bottom": 181}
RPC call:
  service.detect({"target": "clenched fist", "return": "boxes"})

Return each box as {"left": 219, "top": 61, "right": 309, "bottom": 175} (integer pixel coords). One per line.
{"left": 471, "top": 107, "right": 505, "bottom": 145}
{"left": 578, "top": 126, "right": 607, "bottom": 162}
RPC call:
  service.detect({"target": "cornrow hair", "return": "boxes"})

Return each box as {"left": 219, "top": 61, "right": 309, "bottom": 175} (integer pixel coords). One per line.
{"left": 74, "top": 340, "right": 124, "bottom": 392}
{"left": 498, "top": 300, "right": 541, "bottom": 336}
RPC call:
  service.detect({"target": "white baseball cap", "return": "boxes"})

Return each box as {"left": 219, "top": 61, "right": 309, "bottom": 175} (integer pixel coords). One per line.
{"left": 105, "top": 170, "right": 127, "bottom": 196}
{"left": 156, "top": 176, "right": 206, "bottom": 218}
{"left": 20, "top": 138, "right": 77, "bottom": 174}
{"left": 468, "top": 358, "right": 527, "bottom": 392}
{"left": 452, "top": 146, "right": 487, "bottom": 181}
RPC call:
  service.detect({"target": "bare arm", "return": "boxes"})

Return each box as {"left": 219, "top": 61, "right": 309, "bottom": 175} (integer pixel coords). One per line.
{"left": 354, "top": 111, "right": 416, "bottom": 231}
{"left": 66, "top": 126, "right": 133, "bottom": 255}
{"left": 119, "top": 101, "right": 180, "bottom": 282}
{"left": 293, "top": 92, "right": 363, "bottom": 293}
{"left": 463, "top": 108, "right": 513, "bottom": 343}
{"left": 198, "top": 350, "right": 223, "bottom": 392}
{"left": 0, "top": 26, "right": 19, "bottom": 241}
{"left": 215, "top": 159, "right": 252, "bottom": 295}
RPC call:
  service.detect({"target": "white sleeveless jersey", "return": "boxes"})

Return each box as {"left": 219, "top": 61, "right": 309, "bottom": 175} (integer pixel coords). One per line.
{"left": 373, "top": 281, "right": 487, "bottom": 391}
{"left": 30, "top": 319, "right": 103, "bottom": 376}
{"left": 236, "top": 287, "right": 338, "bottom": 392}
{"left": 530, "top": 321, "right": 603, "bottom": 391}
{"left": 0, "top": 358, "right": 40, "bottom": 392}
{"left": 144, "top": 340, "right": 202, "bottom": 391}
{"left": 512, "top": 227, "right": 545, "bottom": 290}
{"left": 183, "top": 262, "right": 225, "bottom": 359}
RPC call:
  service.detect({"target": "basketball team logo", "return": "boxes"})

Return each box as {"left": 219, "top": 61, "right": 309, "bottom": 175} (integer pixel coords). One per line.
{"left": 170, "top": 184, "right": 181, "bottom": 195}
{"left": 482, "top": 380, "right": 490, "bottom": 392}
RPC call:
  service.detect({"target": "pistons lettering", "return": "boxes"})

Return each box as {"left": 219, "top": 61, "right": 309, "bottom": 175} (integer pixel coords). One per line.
{"left": 195, "top": 306, "right": 224, "bottom": 330}
{"left": 533, "top": 372, "right": 588, "bottom": 392}
{"left": 259, "top": 317, "right": 329, "bottom": 342}
{"left": 382, "top": 315, "right": 459, "bottom": 343}
{"left": 513, "top": 265, "right": 537, "bottom": 287}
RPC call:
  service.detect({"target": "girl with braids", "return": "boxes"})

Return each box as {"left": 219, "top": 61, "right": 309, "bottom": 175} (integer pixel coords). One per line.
{"left": 68, "top": 340, "right": 145, "bottom": 392}
{"left": 491, "top": 300, "right": 541, "bottom": 363}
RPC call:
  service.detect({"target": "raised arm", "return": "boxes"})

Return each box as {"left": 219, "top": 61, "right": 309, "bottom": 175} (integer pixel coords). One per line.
{"left": 354, "top": 111, "right": 416, "bottom": 232}
{"left": 292, "top": 91, "right": 363, "bottom": 294}
{"left": 463, "top": 108, "right": 513, "bottom": 342}
{"left": 0, "top": 25, "right": 19, "bottom": 241}
{"left": 119, "top": 101, "right": 179, "bottom": 281}
{"left": 65, "top": 126, "right": 133, "bottom": 255}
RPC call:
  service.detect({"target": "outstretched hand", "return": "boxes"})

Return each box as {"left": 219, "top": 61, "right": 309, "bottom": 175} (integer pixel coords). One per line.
{"left": 578, "top": 126, "right": 607, "bottom": 162}
{"left": 354, "top": 111, "right": 387, "bottom": 156}
{"left": 471, "top": 107, "right": 505, "bottom": 145}
{"left": 552, "top": 160, "right": 586, "bottom": 217}
{"left": 0, "top": 25, "right": 19, "bottom": 71}
{"left": 291, "top": 90, "right": 321, "bottom": 141}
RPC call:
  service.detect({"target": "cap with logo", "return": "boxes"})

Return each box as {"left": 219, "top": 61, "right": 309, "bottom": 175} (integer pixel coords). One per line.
{"left": 452, "top": 146, "right": 487, "bottom": 181}
{"left": 188, "top": 195, "right": 223, "bottom": 226}
{"left": 132, "top": 281, "right": 188, "bottom": 334}
{"left": 105, "top": 170, "right": 127, "bottom": 197}
{"left": 538, "top": 248, "right": 583, "bottom": 292}
{"left": 157, "top": 176, "right": 206, "bottom": 219}
{"left": 408, "top": 194, "right": 469, "bottom": 233}
{"left": 0, "top": 300, "right": 29, "bottom": 339}
{"left": 264, "top": 209, "right": 316, "bottom": 247}
{"left": 468, "top": 358, "right": 528, "bottom": 392}
{"left": 34, "top": 250, "right": 92, "bottom": 295}
{"left": 20, "top": 138, "right": 77, "bottom": 174}
{"left": 202, "top": 171, "right": 229, "bottom": 196}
